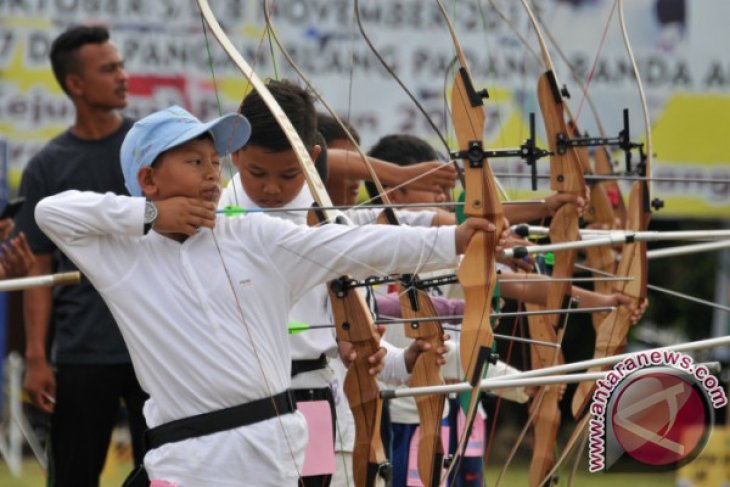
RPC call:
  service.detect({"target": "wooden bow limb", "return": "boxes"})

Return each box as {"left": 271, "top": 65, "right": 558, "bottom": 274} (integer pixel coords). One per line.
{"left": 516, "top": 1, "right": 588, "bottom": 483}
{"left": 525, "top": 302, "right": 568, "bottom": 487}
{"left": 494, "top": 300, "right": 571, "bottom": 487}
{"left": 396, "top": 279, "right": 446, "bottom": 487}
{"left": 0, "top": 271, "right": 80, "bottom": 292}
{"left": 536, "top": 414, "right": 591, "bottom": 487}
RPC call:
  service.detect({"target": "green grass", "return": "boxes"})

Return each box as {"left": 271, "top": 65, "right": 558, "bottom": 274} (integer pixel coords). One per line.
{"left": 0, "top": 460, "right": 129, "bottom": 487}
{"left": 485, "top": 462, "right": 676, "bottom": 486}
{"left": 0, "top": 440, "right": 131, "bottom": 487}
{"left": 0, "top": 458, "right": 677, "bottom": 487}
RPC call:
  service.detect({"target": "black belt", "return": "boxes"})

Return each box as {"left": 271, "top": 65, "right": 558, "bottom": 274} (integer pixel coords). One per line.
{"left": 292, "top": 386, "right": 333, "bottom": 403}
{"left": 144, "top": 390, "right": 296, "bottom": 451}
{"left": 291, "top": 353, "right": 328, "bottom": 377}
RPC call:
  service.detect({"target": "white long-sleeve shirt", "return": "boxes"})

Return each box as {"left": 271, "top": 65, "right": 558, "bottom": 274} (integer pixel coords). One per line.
{"left": 219, "top": 174, "right": 433, "bottom": 388}
{"left": 36, "top": 189, "right": 458, "bottom": 486}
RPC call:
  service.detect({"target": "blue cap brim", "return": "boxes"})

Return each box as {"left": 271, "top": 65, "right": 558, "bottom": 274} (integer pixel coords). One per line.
{"left": 162, "top": 113, "right": 251, "bottom": 158}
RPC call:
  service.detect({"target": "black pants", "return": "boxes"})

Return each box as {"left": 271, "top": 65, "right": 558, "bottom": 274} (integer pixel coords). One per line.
{"left": 47, "top": 363, "right": 148, "bottom": 487}
{"left": 293, "top": 387, "right": 336, "bottom": 487}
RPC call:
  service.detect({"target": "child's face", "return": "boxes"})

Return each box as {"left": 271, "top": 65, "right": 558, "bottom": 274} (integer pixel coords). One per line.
{"left": 146, "top": 138, "right": 221, "bottom": 202}
{"left": 390, "top": 185, "right": 447, "bottom": 205}
{"left": 233, "top": 145, "right": 306, "bottom": 208}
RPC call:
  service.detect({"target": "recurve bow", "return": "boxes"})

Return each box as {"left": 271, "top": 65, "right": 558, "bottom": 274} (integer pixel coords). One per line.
{"left": 514, "top": 1, "right": 589, "bottom": 484}
{"left": 571, "top": 0, "right": 653, "bottom": 419}
{"left": 433, "top": 1, "right": 503, "bottom": 482}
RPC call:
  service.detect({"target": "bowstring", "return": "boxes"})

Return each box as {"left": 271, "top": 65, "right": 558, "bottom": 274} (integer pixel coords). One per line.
{"left": 197, "top": 3, "right": 304, "bottom": 481}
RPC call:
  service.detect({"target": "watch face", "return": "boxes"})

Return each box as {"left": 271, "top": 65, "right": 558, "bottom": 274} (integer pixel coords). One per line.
{"left": 144, "top": 202, "right": 158, "bottom": 223}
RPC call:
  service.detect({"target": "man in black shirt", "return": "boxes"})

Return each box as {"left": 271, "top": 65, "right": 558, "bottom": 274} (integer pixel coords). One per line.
{"left": 15, "top": 25, "right": 147, "bottom": 487}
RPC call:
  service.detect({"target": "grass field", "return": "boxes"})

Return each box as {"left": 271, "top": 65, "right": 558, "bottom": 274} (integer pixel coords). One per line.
{"left": 0, "top": 458, "right": 678, "bottom": 486}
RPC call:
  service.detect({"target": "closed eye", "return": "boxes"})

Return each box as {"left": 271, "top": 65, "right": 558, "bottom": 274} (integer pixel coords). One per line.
{"left": 281, "top": 170, "right": 301, "bottom": 180}
{"left": 248, "top": 168, "right": 266, "bottom": 178}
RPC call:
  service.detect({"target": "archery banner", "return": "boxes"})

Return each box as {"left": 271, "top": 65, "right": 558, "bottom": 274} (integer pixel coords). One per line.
{"left": 0, "top": 0, "right": 728, "bottom": 218}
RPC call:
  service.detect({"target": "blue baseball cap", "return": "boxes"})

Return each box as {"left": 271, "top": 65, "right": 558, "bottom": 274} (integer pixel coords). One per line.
{"left": 121, "top": 105, "right": 251, "bottom": 197}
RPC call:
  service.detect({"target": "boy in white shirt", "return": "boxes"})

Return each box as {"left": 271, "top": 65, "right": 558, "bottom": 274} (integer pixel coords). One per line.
{"left": 221, "top": 81, "right": 456, "bottom": 486}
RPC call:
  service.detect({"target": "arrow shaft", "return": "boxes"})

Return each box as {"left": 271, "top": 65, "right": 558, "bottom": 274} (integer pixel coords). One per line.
{"left": 0, "top": 271, "right": 80, "bottom": 292}
{"left": 382, "top": 335, "right": 730, "bottom": 399}
{"left": 504, "top": 230, "right": 730, "bottom": 258}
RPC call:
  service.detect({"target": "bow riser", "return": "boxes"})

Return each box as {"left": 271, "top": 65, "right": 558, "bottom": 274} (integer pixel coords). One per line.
{"left": 329, "top": 285, "right": 389, "bottom": 487}
{"left": 398, "top": 286, "right": 446, "bottom": 487}
{"left": 567, "top": 122, "right": 618, "bottom": 325}
{"left": 535, "top": 70, "right": 586, "bottom": 314}
{"left": 546, "top": 212, "right": 579, "bottom": 314}
{"left": 458, "top": 233, "right": 498, "bottom": 386}
{"left": 451, "top": 68, "right": 501, "bottom": 384}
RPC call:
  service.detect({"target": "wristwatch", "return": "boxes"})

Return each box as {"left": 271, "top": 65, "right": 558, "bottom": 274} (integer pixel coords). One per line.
{"left": 143, "top": 200, "right": 158, "bottom": 234}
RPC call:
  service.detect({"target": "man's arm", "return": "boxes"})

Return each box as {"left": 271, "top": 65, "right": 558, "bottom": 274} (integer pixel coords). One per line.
{"left": 326, "top": 149, "right": 457, "bottom": 193}
{"left": 503, "top": 192, "right": 585, "bottom": 224}
{"left": 22, "top": 254, "right": 56, "bottom": 413}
